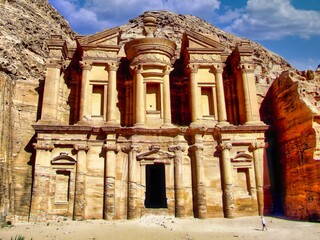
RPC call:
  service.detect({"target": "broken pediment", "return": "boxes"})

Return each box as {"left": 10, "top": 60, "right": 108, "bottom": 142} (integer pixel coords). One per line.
{"left": 181, "top": 30, "right": 226, "bottom": 52}
{"left": 77, "top": 27, "right": 120, "bottom": 47}
{"left": 137, "top": 145, "right": 175, "bottom": 163}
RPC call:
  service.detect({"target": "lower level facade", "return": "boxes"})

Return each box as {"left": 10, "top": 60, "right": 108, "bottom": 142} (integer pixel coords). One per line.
{"left": 30, "top": 124, "right": 268, "bottom": 221}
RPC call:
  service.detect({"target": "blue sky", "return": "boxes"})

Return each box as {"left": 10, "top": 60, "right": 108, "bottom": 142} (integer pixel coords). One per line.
{"left": 48, "top": 0, "right": 320, "bottom": 70}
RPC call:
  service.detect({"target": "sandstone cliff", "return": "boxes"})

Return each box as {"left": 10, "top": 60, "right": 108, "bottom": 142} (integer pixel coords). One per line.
{"left": 261, "top": 70, "right": 320, "bottom": 220}
{"left": 0, "top": 0, "right": 75, "bottom": 220}
{"left": 0, "top": 1, "right": 299, "bottom": 221}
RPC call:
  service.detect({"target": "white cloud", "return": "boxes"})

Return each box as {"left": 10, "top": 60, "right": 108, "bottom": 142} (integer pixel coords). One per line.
{"left": 223, "top": 0, "right": 320, "bottom": 40}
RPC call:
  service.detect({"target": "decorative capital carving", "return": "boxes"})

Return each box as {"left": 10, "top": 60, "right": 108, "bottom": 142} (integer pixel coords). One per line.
{"left": 248, "top": 141, "right": 267, "bottom": 152}
{"left": 187, "top": 64, "right": 199, "bottom": 74}
{"left": 103, "top": 143, "right": 119, "bottom": 153}
{"left": 33, "top": 142, "right": 54, "bottom": 151}
{"left": 80, "top": 61, "right": 92, "bottom": 71}
{"left": 74, "top": 144, "right": 90, "bottom": 152}
{"left": 121, "top": 145, "right": 141, "bottom": 154}
{"left": 239, "top": 62, "right": 254, "bottom": 74}
{"left": 218, "top": 142, "right": 232, "bottom": 151}
{"left": 163, "top": 65, "right": 172, "bottom": 75}
{"left": 106, "top": 62, "right": 119, "bottom": 72}
{"left": 189, "top": 143, "right": 204, "bottom": 151}
{"left": 168, "top": 145, "right": 186, "bottom": 153}
{"left": 211, "top": 64, "right": 224, "bottom": 74}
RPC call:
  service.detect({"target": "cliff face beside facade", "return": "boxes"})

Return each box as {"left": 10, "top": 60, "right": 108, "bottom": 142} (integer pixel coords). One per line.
{"left": 0, "top": 0, "right": 75, "bottom": 220}
{"left": 261, "top": 70, "right": 320, "bottom": 220}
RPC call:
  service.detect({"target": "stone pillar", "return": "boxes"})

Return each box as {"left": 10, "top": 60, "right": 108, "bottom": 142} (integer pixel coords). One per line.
{"left": 249, "top": 141, "right": 266, "bottom": 216}
{"left": 122, "top": 145, "right": 141, "bottom": 219}
{"left": 106, "top": 62, "right": 119, "bottom": 126}
{"left": 134, "top": 66, "right": 145, "bottom": 126}
{"left": 30, "top": 142, "right": 54, "bottom": 220}
{"left": 169, "top": 145, "right": 186, "bottom": 217}
{"left": 240, "top": 63, "right": 260, "bottom": 124}
{"left": 73, "top": 144, "right": 89, "bottom": 220}
{"left": 219, "top": 142, "right": 235, "bottom": 218}
{"left": 40, "top": 62, "right": 61, "bottom": 123}
{"left": 162, "top": 65, "right": 173, "bottom": 127}
{"left": 191, "top": 142, "right": 207, "bottom": 218}
{"left": 79, "top": 61, "right": 92, "bottom": 122}
{"left": 103, "top": 141, "right": 119, "bottom": 220}
{"left": 213, "top": 64, "right": 228, "bottom": 124}
{"left": 188, "top": 64, "right": 200, "bottom": 125}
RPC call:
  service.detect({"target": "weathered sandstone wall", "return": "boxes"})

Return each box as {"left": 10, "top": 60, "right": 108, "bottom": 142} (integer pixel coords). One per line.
{"left": 261, "top": 70, "right": 320, "bottom": 220}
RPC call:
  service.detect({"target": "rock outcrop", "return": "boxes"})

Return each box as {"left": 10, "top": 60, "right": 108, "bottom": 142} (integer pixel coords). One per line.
{"left": 261, "top": 70, "right": 320, "bottom": 220}
{"left": 0, "top": 0, "right": 75, "bottom": 220}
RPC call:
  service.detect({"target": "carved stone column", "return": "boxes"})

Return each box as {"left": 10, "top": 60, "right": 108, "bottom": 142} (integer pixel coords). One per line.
{"left": 103, "top": 142, "right": 119, "bottom": 220}
{"left": 73, "top": 144, "right": 89, "bottom": 220}
{"left": 162, "top": 65, "right": 173, "bottom": 127}
{"left": 219, "top": 142, "right": 235, "bottom": 218}
{"left": 30, "top": 142, "right": 54, "bottom": 219}
{"left": 106, "top": 62, "right": 119, "bottom": 125}
{"left": 213, "top": 64, "right": 228, "bottom": 124}
{"left": 249, "top": 141, "right": 266, "bottom": 216}
{"left": 190, "top": 143, "right": 207, "bottom": 218}
{"left": 134, "top": 66, "right": 145, "bottom": 126}
{"left": 169, "top": 145, "right": 186, "bottom": 217}
{"left": 79, "top": 61, "right": 92, "bottom": 122}
{"left": 122, "top": 145, "right": 141, "bottom": 219}
{"left": 188, "top": 64, "right": 200, "bottom": 125}
{"left": 40, "top": 62, "right": 61, "bottom": 123}
{"left": 240, "top": 63, "right": 260, "bottom": 124}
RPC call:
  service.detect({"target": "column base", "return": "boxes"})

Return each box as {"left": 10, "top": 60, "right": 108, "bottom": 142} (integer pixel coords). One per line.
{"left": 216, "top": 121, "right": 230, "bottom": 127}
{"left": 245, "top": 121, "right": 265, "bottom": 126}
{"left": 105, "top": 120, "right": 120, "bottom": 127}
{"left": 160, "top": 123, "right": 176, "bottom": 129}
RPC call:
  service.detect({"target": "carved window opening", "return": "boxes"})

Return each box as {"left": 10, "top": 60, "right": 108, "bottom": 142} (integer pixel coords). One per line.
{"left": 201, "top": 87, "right": 214, "bottom": 117}
{"left": 54, "top": 170, "right": 71, "bottom": 204}
{"left": 145, "top": 163, "right": 167, "bottom": 208}
{"left": 146, "top": 83, "right": 160, "bottom": 114}
{"left": 91, "top": 85, "right": 104, "bottom": 116}
{"left": 236, "top": 168, "right": 251, "bottom": 196}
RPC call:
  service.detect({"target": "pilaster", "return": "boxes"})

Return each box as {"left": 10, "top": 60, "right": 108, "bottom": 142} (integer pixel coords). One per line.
{"left": 169, "top": 145, "right": 186, "bottom": 217}
{"left": 122, "top": 144, "right": 141, "bottom": 219}
{"left": 79, "top": 61, "right": 92, "bottom": 123}
{"left": 106, "top": 62, "right": 120, "bottom": 126}
{"left": 103, "top": 140, "right": 119, "bottom": 220}
{"left": 218, "top": 142, "right": 235, "bottom": 218}
{"left": 162, "top": 65, "right": 173, "bottom": 128}
{"left": 73, "top": 144, "right": 89, "bottom": 220}
{"left": 190, "top": 141, "right": 207, "bottom": 218}
{"left": 249, "top": 141, "right": 267, "bottom": 216}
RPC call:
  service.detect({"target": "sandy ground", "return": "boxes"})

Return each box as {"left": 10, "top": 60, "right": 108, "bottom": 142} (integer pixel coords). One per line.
{"left": 0, "top": 215, "right": 319, "bottom": 240}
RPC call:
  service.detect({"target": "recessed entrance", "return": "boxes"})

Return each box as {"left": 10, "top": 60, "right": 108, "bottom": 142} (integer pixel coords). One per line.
{"left": 145, "top": 164, "right": 167, "bottom": 208}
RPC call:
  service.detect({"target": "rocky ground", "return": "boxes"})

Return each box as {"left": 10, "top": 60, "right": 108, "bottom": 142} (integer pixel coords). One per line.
{"left": 0, "top": 216, "right": 320, "bottom": 240}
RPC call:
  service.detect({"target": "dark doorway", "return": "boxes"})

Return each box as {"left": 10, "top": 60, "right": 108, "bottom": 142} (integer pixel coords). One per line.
{"left": 145, "top": 164, "right": 167, "bottom": 208}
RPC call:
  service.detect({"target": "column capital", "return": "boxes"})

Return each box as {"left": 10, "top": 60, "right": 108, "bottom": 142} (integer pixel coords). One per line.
{"left": 74, "top": 144, "right": 90, "bottom": 152}
{"left": 121, "top": 144, "right": 141, "bottom": 154}
{"left": 189, "top": 143, "right": 204, "bottom": 151}
{"left": 248, "top": 141, "right": 268, "bottom": 152}
{"left": 103, "top": 143, "right": 119, "bottom": 153}
{"left": 106, "top": 62, "right": 119, "bottom": 72}
{"left": 218, "top": 142, "right": 232, "bottom": 151}
{"left": 130, "top": 64, "right": 143, "bottom": 74}
{"left": 80, "top": 61, "right": 92, "bottom": 70}
{"left": 187, "top": 64, "right": 199, "bottom": 74}
{"left": 168, "top": 145, "right": 186, "bottom": 153}
{"left": 211, "top": 63, "right": 224, "bottom": 74}
{"left": 239, "top": 62, "right": 254, "bottom": 74}
{"left": 163, "top": 65, "right": 172, "bottom": 75}
{"left": 46, "top": 61, "right": 63, "bottom": 69}
{"left": 33, "top": 142, "right": 54, "bottom": 151}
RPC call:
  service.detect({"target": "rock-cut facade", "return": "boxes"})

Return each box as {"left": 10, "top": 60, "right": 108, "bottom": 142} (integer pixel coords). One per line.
{"left": 30, "top": 14, "right": 271, "bottom": 221}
